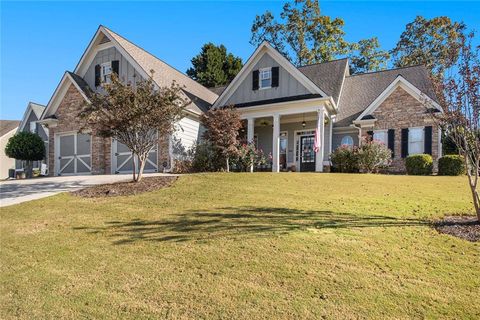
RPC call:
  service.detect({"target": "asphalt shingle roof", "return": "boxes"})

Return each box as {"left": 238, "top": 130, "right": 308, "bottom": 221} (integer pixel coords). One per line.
{"left": 335, "top": 65, "right": 437, "bottom": 127}
{"left": 102, "top": 26, "right": 219, "bottom": 114}
{"left": 0, "top": 120, "right": 20, "bottom": 137}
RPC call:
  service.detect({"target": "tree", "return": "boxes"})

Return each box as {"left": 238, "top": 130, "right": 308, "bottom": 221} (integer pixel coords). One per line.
{"left": 5, "top": 132, "right": 45, "bottom": 179}
{"left": 79, "top": 72, "right": 189, "bottom": 182}
{"left": 200, "top": 107, "right": 242, "bottom": 172}
{"left": 349, "top": 37, "right": 390, "bottom": 74}
{"left": 251, "top": 0, "right": 350, "bottom": 66}
{"left": 431, "top": 31, "right": 479, "bottom": 221}
{"left": 391, "top": 16, "right": 466, "bottom": 80}
{"left": 186, "top": 43, "right": 243, "bottom": 87}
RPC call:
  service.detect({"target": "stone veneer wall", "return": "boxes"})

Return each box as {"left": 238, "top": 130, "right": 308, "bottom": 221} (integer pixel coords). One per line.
{"left": 361, "top": 86, "right": 440, "bottom": 172}
{"left": 48, "top": 84, "right": 169, "bottom": 176}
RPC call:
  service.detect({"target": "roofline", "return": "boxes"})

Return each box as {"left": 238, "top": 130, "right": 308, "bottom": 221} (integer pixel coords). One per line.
{"left": 346, "top": 64, "right": 428, "bottom": 78}
{"left": 297, "top": 57, "right": 350, "bottom": 69}
{"left": 18, "top": 102, "right": 46, "bottom": 132}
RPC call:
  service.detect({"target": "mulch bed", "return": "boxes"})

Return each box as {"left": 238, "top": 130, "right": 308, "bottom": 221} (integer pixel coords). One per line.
{"left": 72, "top": 176, "right": 177, "bottom": 198}
{"left": 434, "top": 215, "right": 480, "bottom": 242}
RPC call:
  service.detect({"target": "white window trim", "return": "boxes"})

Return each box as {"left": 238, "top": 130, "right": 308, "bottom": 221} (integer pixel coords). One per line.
{"left": 259, "top": 67, "right": 272, "bottom": 90}
{"left": 101, "top": 61, "right": 112, "bottom": 83}
{"left": 408, "top": 126, "right": 425, "bottom": 155}
{"left": 341, "top": 135, "right": 354, "bottom": 147}
{"left": 373, "top": 129, "right": 388, "bottom": 145}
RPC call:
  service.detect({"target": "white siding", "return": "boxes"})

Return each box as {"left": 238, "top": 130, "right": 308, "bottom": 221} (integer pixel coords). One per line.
{"left": 172, "top": 116, "right": 201, "bottom": 158}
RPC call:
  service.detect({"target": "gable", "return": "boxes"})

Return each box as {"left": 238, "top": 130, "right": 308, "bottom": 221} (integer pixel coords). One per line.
{"left": 224, "top": 52, "right": 313, "bottom": 106}
{"left": 83, "top": 46, "right": 143, "bottom": 91}
{"left": 372, "top": 86, "right": 432, "bottom": 121}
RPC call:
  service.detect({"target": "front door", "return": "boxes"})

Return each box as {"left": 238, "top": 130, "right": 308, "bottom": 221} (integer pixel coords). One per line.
{"left": 300, "top": 135, "right": 315, "bottom": 172}
{"left": 57, "top": 133, "right": 91, "bottom": 175}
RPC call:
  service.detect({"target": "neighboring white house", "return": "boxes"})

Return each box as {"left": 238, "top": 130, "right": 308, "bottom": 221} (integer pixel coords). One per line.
{"left": 0, "top": 120, "right": 20, "bottom": 178}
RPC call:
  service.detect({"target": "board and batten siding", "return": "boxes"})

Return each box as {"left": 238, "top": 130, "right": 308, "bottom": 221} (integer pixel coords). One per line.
{"left": 224, "top": 53, "right": 312, "bottom": 106}
{"left": 172, "top": 116, "right": 201, "bottom": 158}
{"left": 84, "top": 47, "right": 143, "bottom": 91}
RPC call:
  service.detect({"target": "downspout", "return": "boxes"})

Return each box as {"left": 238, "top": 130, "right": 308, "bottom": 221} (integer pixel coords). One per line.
{"left": 350, "top": 124, "right": 362, "bottom": 146}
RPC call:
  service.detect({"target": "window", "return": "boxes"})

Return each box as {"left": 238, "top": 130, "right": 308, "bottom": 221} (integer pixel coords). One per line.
{"left": 341, "top": 135, "right": 354, "bottom": 147}
{"left": 409, "top": 127, "right": 424, "bottom": 155}
{"left": 29, "top": 122, "right": 36, "bottom": 133}
{"left": 101, "top": 62, "right": 112, "bottom": 83}
{"left": 259, "top": 68, "right": 272, "bottom": 89}
{"left": 373, "top": 130, "right": 387, "bottom": 145}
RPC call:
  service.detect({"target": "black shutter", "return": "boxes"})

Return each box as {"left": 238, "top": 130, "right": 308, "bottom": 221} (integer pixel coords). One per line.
{"left": 367, "top": 130, "right": 374, "bottom": 142}
{"left": 401, "top": 128, "right": 409, "bottom": 158}
{"left": 424, "top": 126, "right": 432, "bottom": 155}
{"left": 388, "top": 129, "right": 395, "bottom": 158}
{"left": 94, "top": 64, "right": 101, "bottom": 87}
{"left": 272, "top": 67, "right": 279, "bottom": 87}
{"left": 111, "top": 60, "right": 119, "bottom": 75}
{"left": 252, "top": 70, "right": 259, "bottom": 90}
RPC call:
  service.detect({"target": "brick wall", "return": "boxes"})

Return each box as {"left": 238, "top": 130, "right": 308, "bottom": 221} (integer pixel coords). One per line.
{"left": 47, "top": 84, "right": 111, "bottom": 176}
{"left": 361, "top": 86, "right": 440, "bottom": 172}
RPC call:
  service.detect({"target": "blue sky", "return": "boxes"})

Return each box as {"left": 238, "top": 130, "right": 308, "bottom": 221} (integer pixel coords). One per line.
{"left": 1, "top": 1, "right": 479, "bottom": 120}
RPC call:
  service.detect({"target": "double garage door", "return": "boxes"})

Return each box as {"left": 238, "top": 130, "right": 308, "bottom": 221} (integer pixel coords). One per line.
{"left": 57, "top": 134, "right": 158, "bottom": 175}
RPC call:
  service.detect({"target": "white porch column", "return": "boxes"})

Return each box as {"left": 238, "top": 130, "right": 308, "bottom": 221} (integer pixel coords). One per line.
{"left": 272, "top": 113, "right": 280, "bottom": 172}
{"left": 315, "top": 107, "right": 325, "bottom": 172}
{"left": 247, "top": 117, "right": 255, "bottom": 172}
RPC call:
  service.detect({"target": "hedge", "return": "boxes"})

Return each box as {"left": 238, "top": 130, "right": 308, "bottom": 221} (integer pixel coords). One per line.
{"left": 405, "top": 154, "right": 433, "bottom": 175}
{"left": 438, "top": 155, "right": 466, "bottom": 176}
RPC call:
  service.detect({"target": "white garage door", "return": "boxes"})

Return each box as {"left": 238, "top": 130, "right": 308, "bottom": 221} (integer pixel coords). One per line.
{"left": 57, "top": 133, "right": 91, "bottom": 175}
{"left": 112, "top": 140, "right": 158, "bottom": 174}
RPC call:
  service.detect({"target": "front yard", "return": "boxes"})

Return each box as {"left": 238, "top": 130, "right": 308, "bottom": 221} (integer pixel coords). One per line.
{"left": 1, "top": 173, "right": 478, "bottom": 319}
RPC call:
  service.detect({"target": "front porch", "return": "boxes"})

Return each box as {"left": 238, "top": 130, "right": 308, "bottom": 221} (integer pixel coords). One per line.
{"left": 238, "top": 98, "right": 334, "bottom": 172}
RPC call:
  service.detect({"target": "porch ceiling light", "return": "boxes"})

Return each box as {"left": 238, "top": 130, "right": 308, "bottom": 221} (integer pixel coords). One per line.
{"left": 302, "top": 113, "right": 306, "bottom": 127}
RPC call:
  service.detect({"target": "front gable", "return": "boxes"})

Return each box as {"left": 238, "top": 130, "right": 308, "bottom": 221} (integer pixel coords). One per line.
{"left": 224, "top": 52, "right": 313, "bottom": 106}
{"left": 214, "top": 42, "right": 326, "bottom": 108}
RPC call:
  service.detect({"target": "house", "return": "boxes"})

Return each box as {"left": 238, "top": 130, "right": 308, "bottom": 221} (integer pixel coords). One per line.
{"left": 16, "top": 102, "right": 49, "bottom": 173}
{"left": 38, "top": 25, "right": 217, "bottom": 176}
{"left": 0, "top": 120, "right": 20, "bottom": 178}
{"left": 36, "top": 26, "right": 441, "bottom": 176}
{"left": 212, "top": 42, "right": 442, "bottom": 172}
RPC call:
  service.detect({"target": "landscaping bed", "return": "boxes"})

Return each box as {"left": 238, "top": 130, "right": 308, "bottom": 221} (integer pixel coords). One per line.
{"left": 434, "top": 215, "right": 480, "bottom": 242}
{"left": 72, "top": 176, "right": 177, "bottom": 197}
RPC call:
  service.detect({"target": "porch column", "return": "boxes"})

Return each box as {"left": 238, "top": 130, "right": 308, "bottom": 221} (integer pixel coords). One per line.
{"left": 315, "top": 107, "right": 325, "bottom": 172}
{"left": 272, "top": 113, "right": 280, "bottom": 172}
{"left": 247, "top": 117, "right": 255, "bottom": 172}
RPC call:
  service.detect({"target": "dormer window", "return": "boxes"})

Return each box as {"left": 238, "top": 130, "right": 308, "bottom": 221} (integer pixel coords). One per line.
{"left": 101, "top": 62, "right": 112, "bottom": 83}
{"left": 259, "top": 68, "right": 272, "bottom": 89}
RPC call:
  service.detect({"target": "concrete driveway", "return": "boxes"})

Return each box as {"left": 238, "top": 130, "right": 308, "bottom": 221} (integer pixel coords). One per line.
{"left": 0, "top": 173, "right": 174, "bottom": 207}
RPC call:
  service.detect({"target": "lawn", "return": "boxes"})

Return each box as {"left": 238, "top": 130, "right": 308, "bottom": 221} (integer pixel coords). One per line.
{"left": 1, "top": 173, "right": 479, "bottom": 319}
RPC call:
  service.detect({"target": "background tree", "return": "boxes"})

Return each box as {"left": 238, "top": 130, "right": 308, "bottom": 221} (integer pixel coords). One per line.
{"left": 349, "top": 37, "right": 390, "bottom": 74}
{"left": 186, "top": 43, "right": 243, "bottom": 87}
{"left": 5, "top": 131, "right": 45, "bottom": 179}
{"left": 200, "top": 108, "right": 242, "bottom": 172}
{"left": 251, "top": 0, "right": 350, "bottom": 66}
{"left": 431, "top": 31, "right": 479, "bottom": 221}
{"left": 79, "top": 72, "right": 188, "bottom": 182}
{"left": 391, "top": 16, "right": 466, "bottom": 80}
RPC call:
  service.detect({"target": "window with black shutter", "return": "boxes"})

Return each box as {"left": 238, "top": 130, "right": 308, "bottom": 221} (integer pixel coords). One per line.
{"left": 111, "top": 60, "right": 119, "bottom": 75}
{"left": 401, "top": 128, "right": 409, "bottom": 158}
{"left": 424, "top": 126, "right": 432, "bottom": 155}
{"left": 271, "top": 66, "right": 279, "bottom": 87}
{"left": 388, "top": 129, "right": 395, "bottom": 158}
{"left": 94, "top": 64, "right": 101, "bottom": 87}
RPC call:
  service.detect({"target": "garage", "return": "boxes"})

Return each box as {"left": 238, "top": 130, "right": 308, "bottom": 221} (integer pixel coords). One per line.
{"left": 112, "top": 140, "right": 158, "bottom": 174}
{"left": 56, "top": 133, "right": 91, "bottom": 175}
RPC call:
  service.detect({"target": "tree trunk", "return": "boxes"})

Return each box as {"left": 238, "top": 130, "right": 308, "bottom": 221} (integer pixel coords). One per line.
{"left": 136, "top": 154, "right": 147, "bottom": 182}
{"left": 226, "top": 157, "right": 230, "bottom": 172}
{"left": 464, "top": 154, "right": 480, "bottom": 221}
{"left": 25, "top": 160, "right": 33, "bottom": 179}
{"left": 131, "top": 152, "right": 136, "bottom": 182}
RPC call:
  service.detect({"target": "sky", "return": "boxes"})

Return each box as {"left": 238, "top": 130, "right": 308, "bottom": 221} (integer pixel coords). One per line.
{"left": 1, "top": 1, "right": 479, "bottom": 120}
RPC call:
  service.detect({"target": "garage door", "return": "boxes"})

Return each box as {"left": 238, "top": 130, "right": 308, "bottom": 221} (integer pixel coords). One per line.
{"left": 112, "top": 140, "right": 158, "bottom": 174}
{"left": 57, "top": 133, "right": 91, "bottom": 175}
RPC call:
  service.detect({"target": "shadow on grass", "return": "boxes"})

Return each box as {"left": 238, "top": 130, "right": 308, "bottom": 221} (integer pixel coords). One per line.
{"left": 73, "top": 207, "right": 428, "bottom": 245}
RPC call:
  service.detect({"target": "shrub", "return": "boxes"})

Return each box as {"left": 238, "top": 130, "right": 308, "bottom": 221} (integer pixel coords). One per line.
{"left": 232, "top": 143, "right": 267, "bottom": 172}
{"left": 357, "top": 140, "right": 392, "bottom": 173}
{"left": 190, "top": 141, "right": 223, "bottom": 172}
{"left": 330, "top": 145, "right": 359, "bottom": 173}
{"left": 405, "top": 154, "right": 433, "bottom": 175}
{"left": 438, "top": 155, "right": 466, "bottom": 176}
{"left": 5, "top": 132, "right": 45, "bottom": 179}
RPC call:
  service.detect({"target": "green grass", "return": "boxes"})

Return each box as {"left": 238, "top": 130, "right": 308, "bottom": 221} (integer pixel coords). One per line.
{"left": 1, "top": 173, "right": 479, "bottom": 319}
